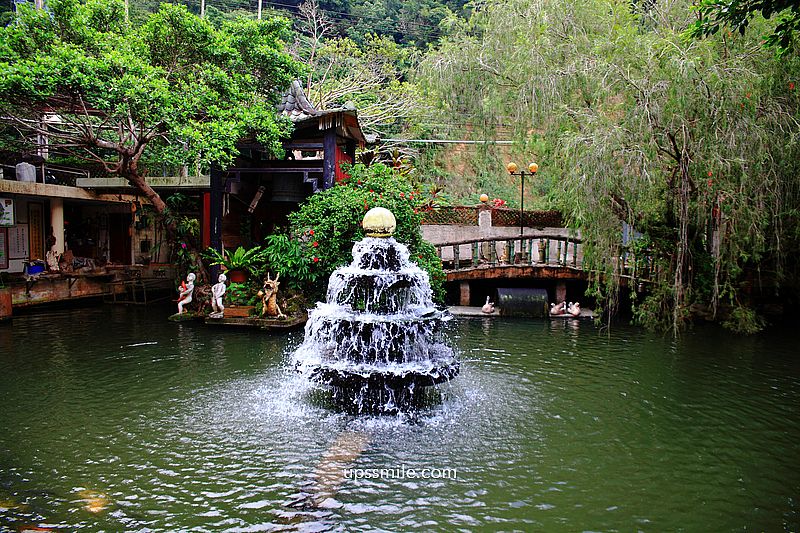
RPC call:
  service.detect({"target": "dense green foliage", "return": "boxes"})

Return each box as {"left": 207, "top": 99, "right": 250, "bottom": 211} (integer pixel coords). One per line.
{"left": 686, "top": 0, "right": 800, "bottom": 56}
{"left": 203, "top": 245, "right": 268, "bottom": 277}
{"left": 261, "top": 233, "right": 315, "bottom": 291}
{"left": 224, "top": 281, "right": 258, "bottom": 306}
{"left": 122, "top": 0, "right": 469, "bottom": 47}
{"left": 284, "top": 163, "right": 446, "bottom": 302}
{"left": 418, "top": 0, "right": 800, "bottom": 332}
{"left": 0, "top": 0, "right": 300, "bottom": 214}
{"left": 121, "top": 0, "right": 455, "bottom": 137}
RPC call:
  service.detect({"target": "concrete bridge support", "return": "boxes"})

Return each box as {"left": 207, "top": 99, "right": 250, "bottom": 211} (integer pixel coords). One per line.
{"left": 460, "top": 281, "right": 470, "bottom": 306}
{"left": 556, "top": 281, "right": 566, "bottom": 304}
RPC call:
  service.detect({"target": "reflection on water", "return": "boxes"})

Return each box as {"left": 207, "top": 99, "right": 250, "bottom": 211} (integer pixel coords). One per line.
{"left": 1, "top": 305, "right": 799, "bottom": 531}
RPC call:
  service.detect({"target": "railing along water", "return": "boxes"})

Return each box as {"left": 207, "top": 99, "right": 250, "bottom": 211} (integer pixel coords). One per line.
{"left": 435, "top": 234, "right": 583, "bottom": 271}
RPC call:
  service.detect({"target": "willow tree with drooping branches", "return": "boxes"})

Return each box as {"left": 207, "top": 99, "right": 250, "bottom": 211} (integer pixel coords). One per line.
{"left": 419, "top": 0, "right": 800, "bottom": 333}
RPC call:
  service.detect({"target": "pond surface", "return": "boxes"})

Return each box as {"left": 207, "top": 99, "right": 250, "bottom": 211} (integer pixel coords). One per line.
{"left": 1, "top": 305, "right": 799, "bottom": 531}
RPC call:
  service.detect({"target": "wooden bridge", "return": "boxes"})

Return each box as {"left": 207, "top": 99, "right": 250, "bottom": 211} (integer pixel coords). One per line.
{"left": 435, "top": 233, "right": 587, "bottom": 282}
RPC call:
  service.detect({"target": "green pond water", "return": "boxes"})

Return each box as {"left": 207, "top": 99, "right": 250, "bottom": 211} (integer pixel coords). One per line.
{"left": 0, "top": 305, "right": 799, "bottom": 531}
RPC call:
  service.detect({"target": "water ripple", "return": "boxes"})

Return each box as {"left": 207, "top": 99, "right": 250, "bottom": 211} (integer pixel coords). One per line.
{"left": 1, "top": 309, "right": 799, "bottom": 531}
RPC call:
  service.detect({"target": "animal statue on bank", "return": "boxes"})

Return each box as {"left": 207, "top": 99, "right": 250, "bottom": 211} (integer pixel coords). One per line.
{"left": 550, "top": 301, "right": 566, "bottom": 316}
{"left": 209, "top": 273, "right": 227, "bottom": 318}
{"left": 177, "top": 273, "right": 196, "bottom": 314}
{"left": 46, "top": 250, "right": 60, "bottom": 272}
{"left": 258, "top": 273, "right": 286, "bottom": 319}
{"left": 481, "top": 296, "right": 495, "bottom": 314}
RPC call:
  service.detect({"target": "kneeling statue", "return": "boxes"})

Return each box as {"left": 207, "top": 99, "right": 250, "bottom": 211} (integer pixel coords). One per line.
{"left": 177, "top": 273, "right": 196, "bottom": 315}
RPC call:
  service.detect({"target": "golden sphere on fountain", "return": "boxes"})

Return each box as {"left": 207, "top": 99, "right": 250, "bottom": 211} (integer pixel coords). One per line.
{"left": 479, "top": 193, "right": 489, "bottom": 203}
{"left": 362, "top": 207, "right": 396, "bottom": 238}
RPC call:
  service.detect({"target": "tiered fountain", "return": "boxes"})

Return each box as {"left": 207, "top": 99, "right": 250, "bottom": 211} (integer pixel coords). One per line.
{"left": 293, "top": 207, "right": 459, "bottom": 414}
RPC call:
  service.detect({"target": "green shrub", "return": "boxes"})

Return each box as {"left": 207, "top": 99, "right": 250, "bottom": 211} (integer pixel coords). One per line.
{"left": 225, "top": 282, "right": 258, "bottom": 306}
{"left": 723, "top": 305, "right": 766, "bottom": 335}
{"left": 262, "top": 233, "right": 317, "bottom": 291}
{"left": 203, "top": 246, "right": 267, "bottom": 278}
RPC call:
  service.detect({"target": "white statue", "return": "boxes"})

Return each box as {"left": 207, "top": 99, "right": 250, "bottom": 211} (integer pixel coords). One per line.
{"left": 210, "top": 273, "right": 227, "bottom": 318}
{"left": 567, "top": 301, "right": 581, "bottom": 317}
{"left": 177, "top": 273, "right": 196, "bottom": 314}
{"left": 550, "top": 301, "right": 566, "bottom": 316}
{"left": 481, "top": 296, "right": 495, "bottom": 314}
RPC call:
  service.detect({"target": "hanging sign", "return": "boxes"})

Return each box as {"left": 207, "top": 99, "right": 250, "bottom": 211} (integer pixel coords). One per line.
{"left": 8, "top": 224, "right": 29, "bottom": 259}
{"left": 28, "top": 203, "right": 44, "bottom": 260}
{"left": 0, "top": 198, "right": 14, "bottom": 226}
{"left": 0, "top": 228, "right": 7, "bottom": 269}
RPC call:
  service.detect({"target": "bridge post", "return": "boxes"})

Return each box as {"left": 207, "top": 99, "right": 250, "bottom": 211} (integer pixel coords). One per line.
{"left": 459, "top": 281, "right": 470, "bottom": 306}
{"left": 479, "top": 209, "right": 492, "bottom": 262}
{"left": 556, "top": 281, "right": 567, "bottom": 304}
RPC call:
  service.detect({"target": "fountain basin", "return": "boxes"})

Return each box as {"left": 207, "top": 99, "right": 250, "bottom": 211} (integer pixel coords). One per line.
{"left": 293, "top": 228, "right": 459, "bottom": 414}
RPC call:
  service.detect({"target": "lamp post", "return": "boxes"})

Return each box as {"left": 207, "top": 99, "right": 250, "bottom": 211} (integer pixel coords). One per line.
{"left": 506, "top": 161, "right": 538, "bottom": 236}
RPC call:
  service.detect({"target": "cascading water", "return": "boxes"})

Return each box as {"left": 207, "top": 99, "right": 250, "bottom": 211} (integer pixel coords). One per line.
{"left": 292, "top": 208, "right": 459, "bottom": 414}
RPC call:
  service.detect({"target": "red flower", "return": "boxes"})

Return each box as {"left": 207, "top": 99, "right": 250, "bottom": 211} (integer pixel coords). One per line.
{"left": 313, "top": 257, "right": 319, "bottom": 263}
{"left": 708, "top": 171, "right": 713, "bottom": 177}
{"left": 400, "top": 192, "right": 405, "bottom": 198}
{"left": 309, "top": 229, "right": 314, "bottom": 236}
{"left": 312, "top": 241, "right": 319, "bottom": 247}
{"left": 790, "top": 82, "right": 796, "bottom": 91}
{"left": 707, "top": 179, "right": 713, "bottom": 188}
{"left": 369, "top": 189, "right": 374, "bottom": 193}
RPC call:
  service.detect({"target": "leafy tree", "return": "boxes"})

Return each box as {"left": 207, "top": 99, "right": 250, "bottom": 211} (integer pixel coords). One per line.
{"left": 419, "top": 0, "right": 800, "bottom": 333}
{"left": 294, "top": 0, "right": 426, "bottom": 137}
{"left": 686, "top": 0, "right": 800, "bottom": 56}
{"left": 0, "top": 0, "right": 301, "bottom": 277}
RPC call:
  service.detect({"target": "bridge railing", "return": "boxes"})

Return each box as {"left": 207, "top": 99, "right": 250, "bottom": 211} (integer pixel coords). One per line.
{"left": 435, "top": 234, "right": 583, "bottom": 271}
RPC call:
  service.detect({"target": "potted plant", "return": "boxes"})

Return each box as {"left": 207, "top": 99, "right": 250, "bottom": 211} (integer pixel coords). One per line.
{"left": 223, "top": 282, "right": 257, "bottom": 317}
{"left": 203, "top": 246, "right": 266, "bottom": 283}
